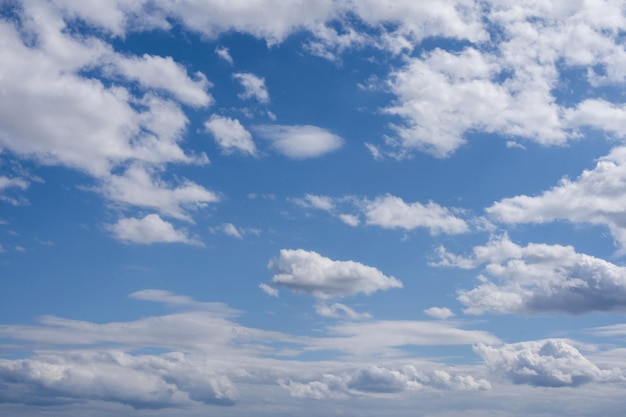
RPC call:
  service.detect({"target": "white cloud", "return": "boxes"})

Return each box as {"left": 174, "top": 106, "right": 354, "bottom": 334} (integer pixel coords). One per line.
{"left": 100, "top": 165, "right": 219, "bottom": 222}
{"left": 0, "top": 176, "right": 29, "bottom": 191}
{"left": 259, "top": 283, "right": 279, "bottom": 297}
{"left": 487, "top": 146, "right": 626, "bottom": 249}
{"left": 294, "top": 194, "right": 336, "bottom": 211}
{"left": 350, "top": 0, "right": 487, "bottom": 45}
{"left": 0, "top": 289, "right": 501, "bottom": 409}
{"left": 129, "top": 289, "right": 237, "bottom": 314}
{"left": 0, "top": 9, "right": 203, "bottom": 178}
{"left": 233, "top": 72, "right": 269, "bottom": 103}
{"left": 435, "top": 235, "right": 626, "bottom": 315}
{"left": 204, "top": 115, "right": 256, "bottom": 156}
{"left": 424, "top": 307, "right": 455, "bottom": 320}
{"left": 215, "top": 46, "right": 234, "bottom": 65}
{"left": 222, "top": 223, "right": 243, "bottom": 239}
{"left": 268, "top": 249, "right": 402, "bottom": 299}
{"left": 362, "top": 194, "right": 468, "bottom": 235}
{"left": 105, "top": 53, "right": 212, "bottom": 107}
{"left": 475, "top": 339, "right": 622, "bottom": 387}
{"left": 339, "top": 213, "right": 360, "bottom": 227}
{"left": 255, "top": 125, "right": 343, "bottom": 159}
{"left": 315, "top": 303, "right": 371, "bottom": 320}
{"left": 0, "top": 175, "right": 30, "bottom": 205}
{"left": 282, "top": 364, "right": 490, "bottom": 399}
{"left": 108, "top": 214, "right": 201, "bottom": 245}
{"left": 374, "top": 1, "right": 626, "bottom": 157}
{"left": 0, "top": 350, "right": 236, "bottom": 408}
{"left": 293, "top": 193, "right": 467, "bottom": 234}
{"left": 316, "top": 320, "right": 499, "bottom": 356}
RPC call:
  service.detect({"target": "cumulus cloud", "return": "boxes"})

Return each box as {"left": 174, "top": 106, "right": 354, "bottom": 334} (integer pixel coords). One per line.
{"left": 108, "top": 214, "right": 201, "bottom": 245}
{"left": 233, "top": 72, "right": 270, "bottom": 103}
{"left": 487, "top": 146, "right": 626, "bottom": 249}
{"left": 475, "top": 339, "right": 622, "bottom": 387}
{"left": 362, "top": 194, "right": 469, "bottom": 235}
{"left": 267, "top": 249, "right": 402, "bottom": 299}
{"left": 375, "top": 1, "right": 626, "bottom": 157}
{"left": 434, "top": 234, "right": 626, "bottom": 315}
{"left": 204, "top": 115, "right": 256, "bottom": 156}
{"left": 0, "top": 8, "right": 204, "bottom": 178}
{"left": 104, "top": 53, "right": 212, "bottom": 107}
{"left": 255, "top": 125, "right": 343, "bottom": 159}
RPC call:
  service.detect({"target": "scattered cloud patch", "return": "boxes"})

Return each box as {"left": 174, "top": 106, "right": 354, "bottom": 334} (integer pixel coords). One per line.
{"left": 424, "top": 307, "right": 455, "bottom": 320}
{"left": 209, "top": 223, "right": 260, "bottom": 239}
{"left": 315, "top": 303, "right": 371, "bottom": 320}
{"left": 215, "top": 46, "right": 234, "bottom": 65}
{"left": 108, "top": 214, "right": 201, "bottom": 245}
{"left": 488, "top": 146, "right": 626, "bottom": 249}
{"left": 267, "top": 249, "right": 402, "bottom": 299}
{"left": 204, "top": 115, "right": 256, "bottom": 156}
{"left": 259, "top": 283, "right": 279, "bottom": 297}
{"left": 362, "top": 194, "right": 468, "bottom": 235}
{"left": 233, "top": 72, "right": 269, "bottom": 104}
{"left": 255, "top": 125, "right": 343, "bottom": 159}
{"left": 100, "top": 165, "right": 219, "bottom": 222}
{"left": 435, "top": 235, "right": 626, "bottom": 315}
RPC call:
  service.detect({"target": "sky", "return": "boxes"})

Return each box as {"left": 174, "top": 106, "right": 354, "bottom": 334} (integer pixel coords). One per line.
{"left": 2, "top": 0, "right": 626, "bottom": 415}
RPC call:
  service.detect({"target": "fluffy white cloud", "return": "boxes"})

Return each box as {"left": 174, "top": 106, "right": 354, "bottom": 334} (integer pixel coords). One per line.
{"left": 255, "top": 125, "right": 343, "bottom": 159}
{"left": 488, "top": 146, "right": 626, "bottom": 249}
{"left": 293, "top": 193, "right": 467, "bottom": 235}
{"left": 475, "top": 339, "right": 622, "bottom": 387}
{"left": 424, "top": 307, "right": 455, "bottom": 320}
{"left": 362, "top": 194, "right": 468, "bottom": 235}
{"left": 375, "top": 1, "right": 626, "bottom": 157}
{"left": 268, "top": 249, "right": 402, "bottom": 299}
{"left": 383, "top": 47, "right": 565, "bottom": 158}
{"left": 204, "top": 115, "right": 256, "bottom": 156}
{"left": 108, "top": 214, "right": 201, "bottom": 245}
{"left": 435, "top": 235, "right": 626, "bottom": 315}
{"left": 105, "top": 53, "right": 212, "bottom": 107}
{"left": 233, "top": 72, "right": 270, "bottom": 104}
{"left": 100, "top": 165, "right": 219, "bottom": 222}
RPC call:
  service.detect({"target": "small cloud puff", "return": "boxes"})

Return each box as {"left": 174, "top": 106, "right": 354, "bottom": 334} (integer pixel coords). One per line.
{"left": 267, "top": 249, "right": 402, "bottom": 299}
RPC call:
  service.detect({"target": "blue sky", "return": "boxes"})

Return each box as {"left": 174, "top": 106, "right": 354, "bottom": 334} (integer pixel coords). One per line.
{"left": 2, "top": 1, "right": 626, "bottom": 415}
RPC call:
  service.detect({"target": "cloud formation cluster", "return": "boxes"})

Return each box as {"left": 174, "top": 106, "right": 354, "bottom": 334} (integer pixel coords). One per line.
{"left": 434, "top": 234, "right": 626, "bottom": 315}
{"left": 476, "top": 339, "right": 622, "bottom": 387}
